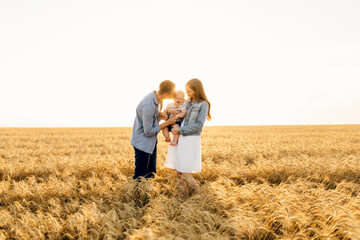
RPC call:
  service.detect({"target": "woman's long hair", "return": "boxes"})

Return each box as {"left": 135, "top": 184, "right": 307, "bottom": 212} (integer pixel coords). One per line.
{"left": 186, "top": 78, "right": 211, "bottom": 121}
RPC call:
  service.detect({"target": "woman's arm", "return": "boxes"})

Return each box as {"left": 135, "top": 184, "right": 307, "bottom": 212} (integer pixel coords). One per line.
{"left": 174, "top": 108, "right": 187, "bottom": 119}
{"left": 167, "top": 106, "right": 181, "bottom": 115}
{"left": 172, "top": 102, "right": 209, "bottom": 135}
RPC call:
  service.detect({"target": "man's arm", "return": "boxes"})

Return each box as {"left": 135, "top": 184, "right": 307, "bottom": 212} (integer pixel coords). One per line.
{"left": 142, "top": 105, "right": 161, "bottom": 137}
{"left": 160, "top": 116, "right": 177, "bottom": 129}
{"left": 142, "top": 105, "right": 177, "bottom": 137}
{"left": 159, "top": 111, "right": 168, "bottom": 121}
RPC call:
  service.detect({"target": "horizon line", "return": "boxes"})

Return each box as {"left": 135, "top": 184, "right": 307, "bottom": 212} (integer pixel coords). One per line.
{"left": 1, "top": 123, "right": 359, "bottom": 129}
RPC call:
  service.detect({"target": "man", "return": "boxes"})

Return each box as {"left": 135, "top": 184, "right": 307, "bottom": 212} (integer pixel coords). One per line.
{"left": 131, "top": 80, "right": 177, "bottom": 180}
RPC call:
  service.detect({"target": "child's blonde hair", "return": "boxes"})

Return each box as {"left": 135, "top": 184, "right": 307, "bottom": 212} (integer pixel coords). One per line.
{"left": 176, "top": 90, "right": 185, "bottom": 97}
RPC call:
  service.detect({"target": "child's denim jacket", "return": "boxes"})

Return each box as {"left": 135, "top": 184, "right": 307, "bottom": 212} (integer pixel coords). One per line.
{"left": 179, "top": 99, "right": 209, "bottom": 136}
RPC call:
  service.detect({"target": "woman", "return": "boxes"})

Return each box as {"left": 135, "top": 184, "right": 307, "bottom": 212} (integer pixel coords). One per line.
{"left": 164, "top": 78, "right": 211, "bottom": 198}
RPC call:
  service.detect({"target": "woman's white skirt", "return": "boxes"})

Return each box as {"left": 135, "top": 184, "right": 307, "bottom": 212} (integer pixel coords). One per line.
{"left": 164, "top": 135, "right": 201, "bottom": 173}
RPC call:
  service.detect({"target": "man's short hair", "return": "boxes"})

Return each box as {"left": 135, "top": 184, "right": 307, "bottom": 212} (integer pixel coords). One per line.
{"left": 159, "top": 80, "right": 176, "bottom": 95}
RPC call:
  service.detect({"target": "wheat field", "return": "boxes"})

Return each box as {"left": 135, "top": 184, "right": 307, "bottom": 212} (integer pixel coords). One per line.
{"left": 0, "top": 125, "right": 360, "bottom": 239}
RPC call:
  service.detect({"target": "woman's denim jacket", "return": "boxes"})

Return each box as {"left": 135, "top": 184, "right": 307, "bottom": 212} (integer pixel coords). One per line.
{"left": 179, "top": 99, "right": 209, "bottom": 136}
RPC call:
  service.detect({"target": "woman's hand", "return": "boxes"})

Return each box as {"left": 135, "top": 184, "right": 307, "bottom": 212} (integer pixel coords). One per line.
{"left": 171, "top": 124, "right": 180, "bottom": 134}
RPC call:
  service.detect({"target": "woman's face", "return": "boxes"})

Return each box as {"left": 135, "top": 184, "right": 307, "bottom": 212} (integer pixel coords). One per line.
{"left": 185, "top": 85, "right": 195, "bottom": 99}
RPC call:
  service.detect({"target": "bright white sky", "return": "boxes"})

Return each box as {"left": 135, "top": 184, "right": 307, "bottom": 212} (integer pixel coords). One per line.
{"left": 1, "top": 0, "right": 359, "bottom": 127}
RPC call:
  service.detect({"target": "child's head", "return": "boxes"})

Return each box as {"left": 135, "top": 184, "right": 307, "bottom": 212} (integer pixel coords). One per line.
{"left": 174, "top": 90, "right": 185, "bottom": 105}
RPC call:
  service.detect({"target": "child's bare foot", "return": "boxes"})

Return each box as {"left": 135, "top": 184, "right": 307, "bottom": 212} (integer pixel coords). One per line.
{"left": 170, "top": 140, "right": 178, "bottom": 146}
{"left": 165, "top": 137, "right": 171, "bottom": 142}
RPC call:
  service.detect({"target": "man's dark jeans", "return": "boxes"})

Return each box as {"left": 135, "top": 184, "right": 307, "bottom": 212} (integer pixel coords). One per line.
{"left": 133, "top": 143, "right": 157, "bottom": 180}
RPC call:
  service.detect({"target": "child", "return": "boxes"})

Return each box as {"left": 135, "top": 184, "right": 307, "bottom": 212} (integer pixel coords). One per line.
{"left": 162, "top": 90, "right": 187, "bottom": 146}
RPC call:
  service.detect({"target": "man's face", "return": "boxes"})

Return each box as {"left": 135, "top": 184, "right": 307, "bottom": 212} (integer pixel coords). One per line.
{"left": 169, "top": 89, "right": 177, "bottom": 99}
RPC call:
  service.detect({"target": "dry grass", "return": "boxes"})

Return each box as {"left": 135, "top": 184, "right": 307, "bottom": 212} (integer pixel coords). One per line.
{"left": 0, "top": 125, "right": 360, "bottom": 239}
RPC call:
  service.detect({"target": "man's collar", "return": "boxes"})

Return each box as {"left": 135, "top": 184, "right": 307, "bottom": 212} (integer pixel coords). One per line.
{"left": 153, "top": 91, "right": 159, "bottom": 105}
